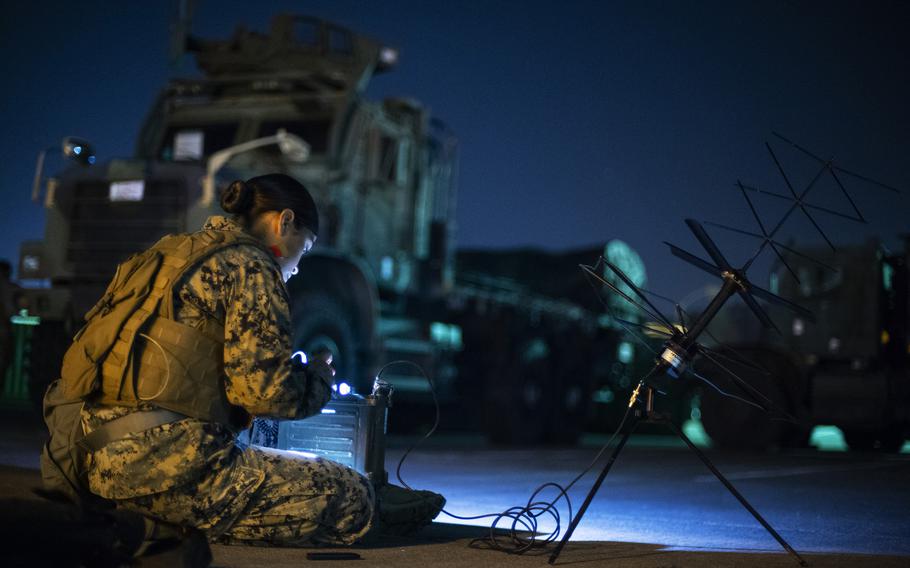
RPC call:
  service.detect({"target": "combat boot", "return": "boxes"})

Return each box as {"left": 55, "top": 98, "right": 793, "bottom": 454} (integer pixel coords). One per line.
{"left": 374, "top": 483, "right": 445, "bottom": 536}
{"left": 134, "top": 523, "right": 211, "bottom": 568}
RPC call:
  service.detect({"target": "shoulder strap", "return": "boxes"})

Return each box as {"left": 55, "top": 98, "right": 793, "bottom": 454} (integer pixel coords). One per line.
{"left": 154, "top": 229, "right": 274, "bottom": 320}
{"left": 101, "top": 230, "right": 273, "bottom": 401}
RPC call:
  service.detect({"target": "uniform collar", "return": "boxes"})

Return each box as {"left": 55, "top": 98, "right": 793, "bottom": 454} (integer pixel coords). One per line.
{"left": 203, "top": 215, "right": 246, "bottom": 233}
{"left": 202, "top": 216, "right": 282, "bottom": 272}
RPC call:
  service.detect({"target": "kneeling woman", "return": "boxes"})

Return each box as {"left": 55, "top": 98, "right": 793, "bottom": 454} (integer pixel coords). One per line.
{"left": 55, "top": 174, "right": 374, "bottom": 545}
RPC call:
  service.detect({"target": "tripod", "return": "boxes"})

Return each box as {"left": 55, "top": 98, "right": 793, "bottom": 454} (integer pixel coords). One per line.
{"left": 548, "top": 133, "right": 904, "bottom": 564}
{"left": 548, "top": 383, "right": 807, "bottom": 566}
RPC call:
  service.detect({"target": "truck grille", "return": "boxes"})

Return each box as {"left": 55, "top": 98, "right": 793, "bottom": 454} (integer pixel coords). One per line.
{"left": 67, "top": 180, "right": 186, "bottom": 281}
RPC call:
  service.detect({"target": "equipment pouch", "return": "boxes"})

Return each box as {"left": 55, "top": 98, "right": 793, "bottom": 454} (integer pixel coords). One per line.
{"left": 39, "top": 379, "right": 94, "bottom": 504}
{"left": 61, "top": 249, "right": 165, "bottom": 399}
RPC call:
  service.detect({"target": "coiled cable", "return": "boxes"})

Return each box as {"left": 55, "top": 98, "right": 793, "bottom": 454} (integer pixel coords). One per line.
{"left": 378, "top": 360, "right": 634, "bottom": 554}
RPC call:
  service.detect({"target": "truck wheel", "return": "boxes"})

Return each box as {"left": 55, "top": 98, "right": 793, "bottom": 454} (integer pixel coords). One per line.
{"left": 696, "top": 347, "right": 805, "bottom": 451}
{"left": 292, "top": 295, "right": 360, "bottom": 391}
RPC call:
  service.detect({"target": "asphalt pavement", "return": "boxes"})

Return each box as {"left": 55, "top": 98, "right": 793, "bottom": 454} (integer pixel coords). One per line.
{"left": 0, "top": 407, "right": 908, "bottom": 567}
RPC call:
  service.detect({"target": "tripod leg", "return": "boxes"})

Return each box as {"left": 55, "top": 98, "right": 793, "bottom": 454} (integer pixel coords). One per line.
{"left": 548, "top": 416, "right": 639, "bottom": 565}
{"left": 666, "top": 421, "right": 808, "bottom": 567}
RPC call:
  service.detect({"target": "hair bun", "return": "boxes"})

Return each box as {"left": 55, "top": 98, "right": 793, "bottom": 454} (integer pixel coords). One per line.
{"left": 220, "top": 180, "right": 254, "bottom": 214}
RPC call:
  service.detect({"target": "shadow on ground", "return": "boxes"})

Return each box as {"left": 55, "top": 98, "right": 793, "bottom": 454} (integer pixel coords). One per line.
{"left": 1, "top": 465, "right": 908, "bottom": 567}
{"left": 212, "top": 534, "right": 910, "bottom": 568}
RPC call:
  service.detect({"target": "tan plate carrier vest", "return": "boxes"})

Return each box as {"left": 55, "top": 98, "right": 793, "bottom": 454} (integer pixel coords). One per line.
{"left": 60, "top": 228, "right": 273, "bottom": 431}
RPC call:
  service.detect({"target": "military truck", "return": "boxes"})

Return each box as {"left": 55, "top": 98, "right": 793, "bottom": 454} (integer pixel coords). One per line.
{"left": 695, "top": 238, "right": 909, "bottom": 451}
{"left": 20, "top": 14, "right": 613, "bottom": 444}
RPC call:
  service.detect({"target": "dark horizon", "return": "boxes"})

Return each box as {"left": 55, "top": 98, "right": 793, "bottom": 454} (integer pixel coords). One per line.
{"left": 2, "top": 0, "right": 908, "bottom": 302}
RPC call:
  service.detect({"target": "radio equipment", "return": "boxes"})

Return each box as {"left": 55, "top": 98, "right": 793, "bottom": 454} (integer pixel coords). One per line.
{"left": 276, "top": 379, "right": 392, "bottom": 486}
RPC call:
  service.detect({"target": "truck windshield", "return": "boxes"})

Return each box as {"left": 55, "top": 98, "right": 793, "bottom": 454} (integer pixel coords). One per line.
{"left": 258, "top": 119, "right": 331, "bottom": 155}
{"left": 159, "top": 123, "right": 239, "bottom": 162}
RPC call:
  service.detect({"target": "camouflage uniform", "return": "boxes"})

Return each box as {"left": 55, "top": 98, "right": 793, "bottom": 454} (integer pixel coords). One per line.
{"left": 80, "top": 216, "right": 374, "bottom": 546}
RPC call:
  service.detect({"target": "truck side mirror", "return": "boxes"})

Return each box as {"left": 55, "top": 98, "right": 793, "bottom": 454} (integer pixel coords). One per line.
{"left": 202, "top": 129, "right": 310, "bottom": 206}
{"left": 32, "top": 136, "right": 96, "bottom": 202}
{"left": 276, "top": 129, "right": 310, "bottom": 163}
{"left": 62, "top": 137, "right": 96, "bottom": 166}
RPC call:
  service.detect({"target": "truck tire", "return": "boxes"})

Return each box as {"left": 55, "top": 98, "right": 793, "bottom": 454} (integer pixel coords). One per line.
{"left": 291, "top": 295, "right": 361, "bottom": 392}
{"left": 696, "top": 347, "right": 807, "bottom": 451}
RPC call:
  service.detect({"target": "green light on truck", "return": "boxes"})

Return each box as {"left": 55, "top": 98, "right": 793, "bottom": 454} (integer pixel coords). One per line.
{"left": 430, "top": 322, "right": 462, "bottom": 350}
{"left": 617, "top": 341, "right": 634, "bottom": 364}
{"left": 882, "top": 263, "right": 894, "bottom": 292}
{"left": 10, "top": 309, "right": 40, "bottom": 326}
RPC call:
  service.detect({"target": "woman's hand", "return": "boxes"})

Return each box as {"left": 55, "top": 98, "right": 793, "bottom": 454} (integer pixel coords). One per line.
{"left": 310, "top": 348, "right": 335, "bottom": 369}
{"left": 308, "top": 348, "right": 336, "bottom": 388}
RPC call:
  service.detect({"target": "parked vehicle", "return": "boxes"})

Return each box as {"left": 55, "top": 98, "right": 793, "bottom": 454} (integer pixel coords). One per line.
{"left": 20, "top": 14, "right": 615, "bottom": 443}
{"left": 696, "top": 238, "right": 909, "bottom": 451}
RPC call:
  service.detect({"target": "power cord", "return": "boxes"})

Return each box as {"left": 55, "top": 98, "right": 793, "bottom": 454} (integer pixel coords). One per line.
{"left": 376, "top": 360, "right": 635, "bottom": 554}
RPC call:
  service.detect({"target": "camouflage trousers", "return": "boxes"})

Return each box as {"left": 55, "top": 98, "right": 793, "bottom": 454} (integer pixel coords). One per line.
{"left": 113, "top": 445, "right": 375, "bottom": 546}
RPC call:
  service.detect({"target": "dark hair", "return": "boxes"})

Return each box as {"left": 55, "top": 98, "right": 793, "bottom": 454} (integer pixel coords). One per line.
{"left": 220, "top": 174, "right": 319, "bottom": 236}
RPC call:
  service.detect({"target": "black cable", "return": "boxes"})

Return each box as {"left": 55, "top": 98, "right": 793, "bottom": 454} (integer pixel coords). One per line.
{"left": 688, "top": 370, "right": 766, "bottom": 413}
{"left": 378, "top": 359, "right": 635, "bottom": 554}
{"left": 466, "top": 406, "right": 633, "bottom": 554}
{"left": 580, "top": 261, "right": 660, "bottom": 357}
{"left": 375, "top": 360, "right": 441, "bottom": 491}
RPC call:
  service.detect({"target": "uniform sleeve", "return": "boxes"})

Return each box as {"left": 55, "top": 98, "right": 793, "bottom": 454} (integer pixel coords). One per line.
{"left": 221, "top": 248, "right": 332, "bottom": 419}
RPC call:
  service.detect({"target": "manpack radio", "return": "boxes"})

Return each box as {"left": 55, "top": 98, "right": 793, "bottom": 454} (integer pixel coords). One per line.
{"left": 276, "top": 378, "right": 392, "bottom": 486}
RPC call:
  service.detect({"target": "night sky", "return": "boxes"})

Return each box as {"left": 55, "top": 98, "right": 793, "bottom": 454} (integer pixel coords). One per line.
{"left": 2, "top": 0, "right": 908, "bottom": 302}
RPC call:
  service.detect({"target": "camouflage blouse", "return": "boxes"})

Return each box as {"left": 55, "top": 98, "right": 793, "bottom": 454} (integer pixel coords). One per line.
{"left": 82, "top": 216, "right": 333, "bottom": 500}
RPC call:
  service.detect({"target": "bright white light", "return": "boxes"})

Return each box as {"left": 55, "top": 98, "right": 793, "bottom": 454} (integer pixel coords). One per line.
{"left": 254, "top": 446, "right": 318, "bottom": 460}
{"left": 381, "top": 256, "right": 394, "bottom": 281}
{"left": 292, "top": 350, "right": 308, "bottom": 364}
{"left": 73, "top": 146, "right": 82, "bottom": 155}
{"left": 23, "top": 255, "right": 40, "bottom": 272}
{"left": 109, "top": 180, "right": 145, "bottom": 202}
{"left": 174, "top": 130, "right": 204, "bottom": 161}
{"left": 338, "top": 382, "right": 351, "bottom": 396}
{"left": 321, "top": 408, "right": 336, "bottom": 414}
{"left": 285, "top": 449, "right": 319, "bottom": 459}
{"left": 380, "top": 47, "right": 398, "bottom": 65}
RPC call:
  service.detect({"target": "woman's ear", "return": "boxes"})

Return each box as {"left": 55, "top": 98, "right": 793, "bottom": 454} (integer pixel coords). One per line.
{"left": 278, "top": 209, "right": 296, "bottom": 236}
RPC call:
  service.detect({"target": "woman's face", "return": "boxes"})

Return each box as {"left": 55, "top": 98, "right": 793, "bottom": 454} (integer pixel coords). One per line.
{"left": 253, "top": 209, "right": 316, "bottom": 282}
{"left": 278, "top": 226, "right": 316, "bottom": 282}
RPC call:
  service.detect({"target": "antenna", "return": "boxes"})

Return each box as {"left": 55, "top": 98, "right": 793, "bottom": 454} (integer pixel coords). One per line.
{"left": 646, "top": 134, "right": 902, "bottom": 385}
{"left": 169, "top": 0, "right": 198, "bottom": 70}
{"left": 550, "top": 134, "right": 904, "bottom": 566}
